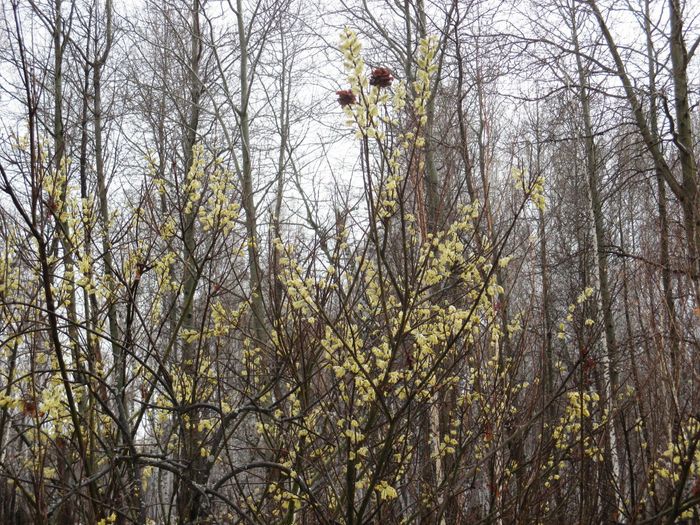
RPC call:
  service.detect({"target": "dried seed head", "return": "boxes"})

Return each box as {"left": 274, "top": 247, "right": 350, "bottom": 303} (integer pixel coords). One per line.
{"left": 369, "top": 67, "right": 393, "bottom": 88}
{"left": 336, "top": 89, "right": 356, "bottom": 106}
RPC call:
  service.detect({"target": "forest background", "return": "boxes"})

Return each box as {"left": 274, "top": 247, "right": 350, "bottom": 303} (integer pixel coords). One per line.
{"left": 0, "top": 0, "right": 699, "bottom": 523}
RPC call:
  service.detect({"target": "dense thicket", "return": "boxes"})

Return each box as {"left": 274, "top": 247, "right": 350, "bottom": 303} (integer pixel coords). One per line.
{"left": 0, "top": 0, "right": 699, "bottom": 523}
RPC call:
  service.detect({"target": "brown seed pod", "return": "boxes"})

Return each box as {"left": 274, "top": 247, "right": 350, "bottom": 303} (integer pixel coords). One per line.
{"left": 336, "top": 89, "right": 356, "bottom": 107}
{"left": 369, "top": 67, "right": 393, "bottom": 88}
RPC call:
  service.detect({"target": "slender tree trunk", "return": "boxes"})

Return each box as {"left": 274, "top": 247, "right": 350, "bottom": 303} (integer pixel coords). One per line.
{"left": 642, "top": 0, "right": 681, "bottom": 380}
{"left": 176, "top": 2, "right": 207, "bottom": 522}
{"left": 236, "top": 0, "right": 265, "bottom": 347}
{"left": 49, "top": 1, "right": 101, "bottom": 521}
{"left": 271, "top": 30, "right": 289, "bottom": 320}
{"left": 668, "top": 0, "right": 700, "bottom": 291}
{"left": 570, "top": 5, "right": 621, "bottom": 519}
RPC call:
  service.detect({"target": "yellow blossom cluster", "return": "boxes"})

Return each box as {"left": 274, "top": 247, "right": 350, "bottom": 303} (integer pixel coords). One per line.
{"left": 557, "top": 286, "right": 595, "bottom": 341}
{"left": 647, "top": 417, "right": 700, "bottom": 511}
{"left": 551, "top": 390, "right": 603, "bottom": 461}
{"left": 511, "top": 167, "right": 546, "bottom": 211}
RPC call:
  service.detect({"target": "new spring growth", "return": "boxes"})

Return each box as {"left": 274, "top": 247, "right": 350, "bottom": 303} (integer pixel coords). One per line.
{"left": 413, "top": 35, "right": 438, "bottom": 136}
{"left": 511, "top": 167, "right": 546, "bottom": 211}
{"left": 339, "top": 27, "right": 377, "bottom": 136}
{"left": 557, "top": 286, "right": 594, "bottom": 340}
{"left": 339, "top": 27, "right": 366, "bottom": 96}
